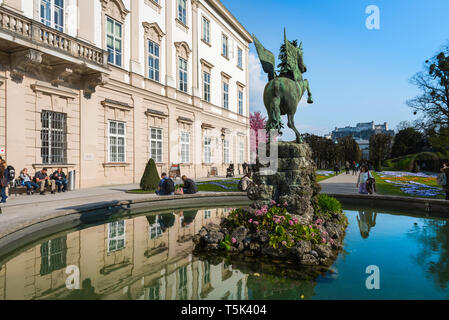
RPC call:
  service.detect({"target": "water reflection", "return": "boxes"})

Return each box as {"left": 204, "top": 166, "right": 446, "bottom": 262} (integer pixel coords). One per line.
{"left": 356, "top": 211, "right": 377, "bottom": 239}
{"left": 0, "top": 208, "right": 250, "bottom": 300}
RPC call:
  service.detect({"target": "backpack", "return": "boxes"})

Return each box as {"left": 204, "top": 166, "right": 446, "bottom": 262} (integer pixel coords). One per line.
{"left": 6, "top": 165, "right": 15, "bottom": 181}
{"left": 437, "top": 173, "right": 447, "bottom": 186}
{"left": 163, "top": 178, "right": 175, "bottom": 194}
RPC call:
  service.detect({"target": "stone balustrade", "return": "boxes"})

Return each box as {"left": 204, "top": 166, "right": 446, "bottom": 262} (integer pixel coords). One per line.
{"left": 0, "top": 6, "right": 108, "bottom": 68}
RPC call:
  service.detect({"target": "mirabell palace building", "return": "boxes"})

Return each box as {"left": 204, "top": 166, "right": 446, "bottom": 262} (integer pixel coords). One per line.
{"left": 0, "top": 0, "right": 251, "bottom": 188}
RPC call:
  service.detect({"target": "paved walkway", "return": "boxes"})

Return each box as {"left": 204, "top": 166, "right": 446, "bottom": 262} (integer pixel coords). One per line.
{"left": 0, "top": 177, "right": 243, "bottom": 239}
{"left": 320, "top": 172, "right": 359, "bottom": 195}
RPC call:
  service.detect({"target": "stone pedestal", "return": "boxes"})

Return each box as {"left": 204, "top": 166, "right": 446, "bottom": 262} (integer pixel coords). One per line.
{"left": 252, "top": 142, "right": 320, "bottom": 223}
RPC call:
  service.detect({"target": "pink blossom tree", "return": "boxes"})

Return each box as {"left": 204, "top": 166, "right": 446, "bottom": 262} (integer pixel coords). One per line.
{"left": 250, "top": 111, "right": 267, "bottom": 162}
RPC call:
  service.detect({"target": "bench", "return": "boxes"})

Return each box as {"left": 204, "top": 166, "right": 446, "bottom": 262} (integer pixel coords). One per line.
{"left": 8, "top": 179, "right": 55, "bottom": 196}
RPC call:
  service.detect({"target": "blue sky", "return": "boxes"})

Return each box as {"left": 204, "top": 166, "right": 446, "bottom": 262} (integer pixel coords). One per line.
{"left": 222, "top": 0, "right": 449, "bottom": 139}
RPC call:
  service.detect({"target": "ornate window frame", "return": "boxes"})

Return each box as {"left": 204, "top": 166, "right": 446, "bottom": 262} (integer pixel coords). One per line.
{"left": 143, "top": 22, "right": 165, "bottom": 82}
{"left": 175, "top": 42, "right": 192, "bottom": 93}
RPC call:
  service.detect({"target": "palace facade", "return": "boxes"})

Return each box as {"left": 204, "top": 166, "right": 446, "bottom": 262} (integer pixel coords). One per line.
{"left": 0, "top": 0, "right": 252, "bottom": 188}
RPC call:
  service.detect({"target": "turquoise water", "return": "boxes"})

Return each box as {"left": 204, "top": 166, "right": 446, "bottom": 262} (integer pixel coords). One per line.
{"left": 0, "top": 208, "right": 448, "bottom": 300}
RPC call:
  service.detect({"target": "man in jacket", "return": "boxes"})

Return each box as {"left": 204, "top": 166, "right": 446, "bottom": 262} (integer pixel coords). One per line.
{"left": 52, "top": 168, "right": 68, "bottom": 193}
{"left": 181, "top": 175, "right": 198, "bottom": 194}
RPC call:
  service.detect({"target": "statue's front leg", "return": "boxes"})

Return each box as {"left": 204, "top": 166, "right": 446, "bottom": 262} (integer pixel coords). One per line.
{"left": 304, "top": 79, "right": 313, "bottom": 104}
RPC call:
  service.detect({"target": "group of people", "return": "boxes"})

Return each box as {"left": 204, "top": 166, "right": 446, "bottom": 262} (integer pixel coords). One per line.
{"left": 19, "top": 167, "right": 68, "bottom": 195}
{"left": 0, "top": 165, "right": 69, "bottom": 203}
{"left": 156, "top": 173, "right": 198, "bottom": 196}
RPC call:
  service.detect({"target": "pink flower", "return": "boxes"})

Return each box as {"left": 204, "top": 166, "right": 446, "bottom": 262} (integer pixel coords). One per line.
{"left": 311, "top": 232, "right": 315, "bottom": 237}
{"left": 253, "top": 221, "right": 259, "bottom": 226}
{"left": 282, "top": 241, "right": 287, "bottom": 246}
{"left": 289, "top": 220, "right": 294, "bottom": 226}
{"left": 231, "top": 237, "right": 237, "bottom": 244}
{"left": 283, "top": 202, "right": 288, "bottom": 207}
{"left": 322, "top": 238, "right": 327, "bottom": 244}
{"left": 270, "top": 200, "right": 276, "bottom": 205}
{"left": 330, "top": 239, "right": 335, "bottom": 245}
{"left": 248, "top": 219, "right": 253, "bottom": 223}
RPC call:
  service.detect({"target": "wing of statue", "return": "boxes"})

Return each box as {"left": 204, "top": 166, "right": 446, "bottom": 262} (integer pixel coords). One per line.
{"left": 284, "top": 28, "right": 299, "bottom": 79}
{"left": 252, "top": 34, "right": 276, "bottom": 81}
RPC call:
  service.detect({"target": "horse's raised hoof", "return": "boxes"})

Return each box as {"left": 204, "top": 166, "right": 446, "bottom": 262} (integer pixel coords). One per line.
{"left": 307, "top": 97, "right": 314, "bottom": 104}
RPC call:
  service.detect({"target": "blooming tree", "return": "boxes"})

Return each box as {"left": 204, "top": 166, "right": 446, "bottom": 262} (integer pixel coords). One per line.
{"left": 250, "top": 111, "right": 267, "bottom": 162}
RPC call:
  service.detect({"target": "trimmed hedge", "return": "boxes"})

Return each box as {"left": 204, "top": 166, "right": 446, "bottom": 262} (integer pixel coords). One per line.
{"left": 140, "top": 158, "right": 160, "bottom": 191}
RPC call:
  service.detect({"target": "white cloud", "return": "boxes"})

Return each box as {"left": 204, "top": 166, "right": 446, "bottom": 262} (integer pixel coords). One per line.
{"left": 249, "top": 51, "right": 268, "bottom": 116}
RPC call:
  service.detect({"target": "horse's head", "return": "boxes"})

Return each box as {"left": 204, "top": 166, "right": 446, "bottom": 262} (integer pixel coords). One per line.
{"left": 297, "top": 42, "right": 307, "bottom": 73}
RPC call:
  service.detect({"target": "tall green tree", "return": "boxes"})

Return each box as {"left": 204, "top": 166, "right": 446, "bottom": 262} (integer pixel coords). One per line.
{"left": 391, "top": 127, "right": 426, "bottom": 158}
{"left": 407, "top": 45, "right": 449, "bottom": 151}
{"left": 336, "top": 136, "right": 362, "bottom": 163}
{"left": 370, "top": 133, "right": 393, "bottom": 171}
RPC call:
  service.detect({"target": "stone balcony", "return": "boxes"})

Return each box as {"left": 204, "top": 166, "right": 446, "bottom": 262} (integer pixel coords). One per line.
{"left": 0, "top": 6, "right": 110, "bottom": 96}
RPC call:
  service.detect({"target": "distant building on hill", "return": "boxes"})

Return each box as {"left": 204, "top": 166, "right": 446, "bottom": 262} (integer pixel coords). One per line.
{"left": 328, "top": 121, "right": 395, "bottom": 160}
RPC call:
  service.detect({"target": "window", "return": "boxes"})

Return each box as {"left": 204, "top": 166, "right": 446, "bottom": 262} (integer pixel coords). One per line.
{"left": 204, "top": 210, "right": 211, "bottom": 220}
{"left": 147, "top": 285, "right": 160, "bottom": 300}
{"left": 180, "top": 132, "right": 190, "bottom": 163}
{"left": 204, "top": 137, "right": 211, "bottom": 163}
{"left": 40, "top": 0, "right": 64, "bottom": 32}
{"left": 223, "top": 82, "right": 229, "bottom": 109}
{"left": 178, "top": 57, "right": 188, "bottom": 92}
{"left": 41, "top": 111, "right": 67, "bottom": 164}
{"left": 237, "top": 47, "right": 243, "bottom": 68}
{"left": 178, "top": 0, "right": 187, "bottom": 25}
{"left": 149, "top": 216, "right": 163, "bottom": 240}
{"left": 223, "top": 139, "right": 230, "bottom": 164}
{"left": 40, "top": 236, "right": 67, "bottom": 276}
{"left": 203, "top": 72, "right": 211, "bottom": 102}
{"left": 239, "top": 141, "right": 244, "bottom": 163}
{"left": 108, "top": 220, "right": 126, "bottom": 252}
{"left": 108, "top": 120, "right": 126, "bottom": 163}
{"left": 150, "top": 128, "right": 163, "bottom": 163}
{"left": 203, "top": 262, "right": 211, "bottom": 284}
{"left": 202, "top": 17, "right": 210, "bottom": 43}
{"left": 148, "top": 40, "right": 160, "bottom": 81}
{"left": 238, "top": 90, "right": 244, "bottom": 115}
{"left": 222, "top": 34, "right": 228, "bottom": 58}
{"left": 106, "top": 17, "right": 122, "bottom": 66}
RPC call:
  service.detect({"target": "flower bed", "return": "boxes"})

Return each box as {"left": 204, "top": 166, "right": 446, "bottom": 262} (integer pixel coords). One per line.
{"left": 377, "top": 171, "right": 444, "bottom": 198}
{"left": 193, "top": 196, "right": 348, "bottom": 266}
{"left": 316, "top": 170, "right": 335, "bottom": 182}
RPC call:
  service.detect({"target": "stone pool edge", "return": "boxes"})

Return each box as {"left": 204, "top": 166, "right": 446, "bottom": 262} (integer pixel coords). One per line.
{"left": 328, "top": 193, "right": 449, "bottom": 216}
{"left": 0, "top": 192, "right": 250, "bottom": 260}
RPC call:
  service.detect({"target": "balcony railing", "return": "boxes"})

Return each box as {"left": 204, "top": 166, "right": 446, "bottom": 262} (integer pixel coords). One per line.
{"left": 0, "top": 6, "right": 108, "bottom": 68}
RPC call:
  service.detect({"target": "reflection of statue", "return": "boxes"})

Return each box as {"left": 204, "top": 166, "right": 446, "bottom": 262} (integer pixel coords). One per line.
{"left": 252, "top": 28, "right": 313, "bottom": 143}
{"left": 357, "top": 211, "right": 377, "bottom": 239}
{"left": 63, "top": 278, "right": 102, "bottom": 300}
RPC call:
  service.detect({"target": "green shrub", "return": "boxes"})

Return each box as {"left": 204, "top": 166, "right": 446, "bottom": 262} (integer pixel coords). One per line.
{"left": 140, "top": 158, "right": 160, "bottom": 191}
{"left": 315, "top": 194, "right": 342, "bottom": 216}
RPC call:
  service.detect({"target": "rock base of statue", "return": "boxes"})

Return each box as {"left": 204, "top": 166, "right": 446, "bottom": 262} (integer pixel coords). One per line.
{"left": 252, "top": 142, "right": 321, "bottom": 224}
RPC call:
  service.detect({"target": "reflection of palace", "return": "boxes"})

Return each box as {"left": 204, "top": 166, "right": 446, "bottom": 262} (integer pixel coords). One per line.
{"left": 0, "top": 208, "right": 248, "bottom": 300}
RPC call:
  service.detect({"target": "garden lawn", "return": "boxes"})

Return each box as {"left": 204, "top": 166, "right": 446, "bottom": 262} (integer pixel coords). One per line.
{"left": 373, "top": 171, "right": 445, "bottom": 199}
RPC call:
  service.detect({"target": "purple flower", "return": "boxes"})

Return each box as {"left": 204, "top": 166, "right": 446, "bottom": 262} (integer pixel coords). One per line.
{"left": 231, "top": 237, "right": 237, "bottom": 244}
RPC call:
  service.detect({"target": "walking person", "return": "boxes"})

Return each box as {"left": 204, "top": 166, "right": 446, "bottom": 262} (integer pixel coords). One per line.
{"left": 345, "top": 161, "right": 350, "bottom": 175}
{"left": 440, "top": 162, "right": 449, "bottom": 200}
{"left": 0, "top": 163, "right": 8, "bottom": 203}
{"left": 357, "top": 166, "right": 370, "bottom": 195}
{"left": 334, "top": 163, "right": 340, "bottom": 176}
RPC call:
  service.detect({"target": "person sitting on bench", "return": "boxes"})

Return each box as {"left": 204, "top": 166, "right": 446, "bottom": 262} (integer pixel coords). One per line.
{"left": 181, "top": 175, "right": 198, "bottom": 194}
{"left": 35, "top": 168, "right": 56, "bottom": 195}
{"left": 20, "top": 168, "right": 39, "bottom": 195}
{"left": 52, "top": 168, "right": 68, "bottom": 193}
